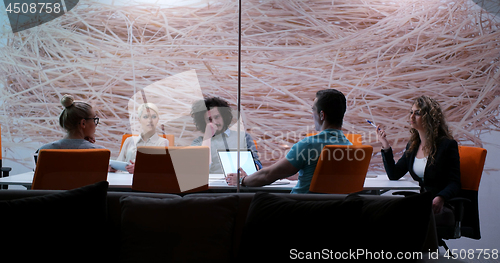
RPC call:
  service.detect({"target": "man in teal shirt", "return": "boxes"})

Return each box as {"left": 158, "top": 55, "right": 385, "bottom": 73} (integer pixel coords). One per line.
{"left": 226, "top": 89, "right": 351, "bottom": 193}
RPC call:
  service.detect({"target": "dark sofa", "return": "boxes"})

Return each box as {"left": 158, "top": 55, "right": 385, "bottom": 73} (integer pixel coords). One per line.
{"left": 0, "top": 181, "right": 437, "bottom": 262}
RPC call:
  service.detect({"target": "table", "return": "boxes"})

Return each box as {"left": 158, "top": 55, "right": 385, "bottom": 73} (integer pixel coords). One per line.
{"left": 0, "top": 171, "right": 420, "bottom": 194}
{"left": 208, "top": 173, "right": 299, "bottom": 192}
{"left": 0, "top": 171, "right": 135, "bottom": 189}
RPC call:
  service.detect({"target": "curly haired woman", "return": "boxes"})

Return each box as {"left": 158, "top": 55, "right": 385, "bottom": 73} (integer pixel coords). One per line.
{"left": 376, "top": 95, "right": 461, "bottom": 216}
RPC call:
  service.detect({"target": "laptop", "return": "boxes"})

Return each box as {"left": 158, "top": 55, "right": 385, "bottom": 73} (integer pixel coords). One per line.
{"left": 217, "top": 149, "right": 290, "bottom": 185}
{"left": 217, "top": 149, "right": 258, "bottom": 177}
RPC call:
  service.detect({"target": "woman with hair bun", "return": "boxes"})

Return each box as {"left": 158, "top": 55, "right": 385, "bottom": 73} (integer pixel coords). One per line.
{"left": 38, "top": 95, "right": 105, "bottom": 150}
{"left": 376, "top": 95, "right": 460, "bottom": 217}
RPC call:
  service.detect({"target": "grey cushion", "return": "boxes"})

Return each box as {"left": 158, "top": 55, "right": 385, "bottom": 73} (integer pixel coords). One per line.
{"left": 239, "top": 192, "right": 363, "bottom": 262}
{"left": 120, "top": 195, "right": 239, "bottom": 263}
{"left": 0, "top": 181, "right": 109, "bottom": 263}
{"left": 349, "top": 191, "right": 433, "bottom": 253}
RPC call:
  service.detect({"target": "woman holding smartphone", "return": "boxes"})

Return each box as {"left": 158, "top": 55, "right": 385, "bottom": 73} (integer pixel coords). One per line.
{"left": 376, "top": 95, "right": 461, "bottom": 217}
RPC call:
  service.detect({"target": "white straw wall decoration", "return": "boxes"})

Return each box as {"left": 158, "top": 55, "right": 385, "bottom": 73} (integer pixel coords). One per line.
{"left": 1, "top": 0, "right": 498, "bottom": 171}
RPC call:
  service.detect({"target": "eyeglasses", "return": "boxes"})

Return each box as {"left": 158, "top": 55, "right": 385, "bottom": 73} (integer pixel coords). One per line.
{"left": 84, "top": 117, "right": 100, "bottom": 125}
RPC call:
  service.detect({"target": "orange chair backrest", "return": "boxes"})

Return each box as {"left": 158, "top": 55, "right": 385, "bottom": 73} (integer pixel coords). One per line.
{"left": 32, "top": 149, "right": 110, "bottom": 190}
{"left": 309, "top": 145, "right": 373, "bottom": 194}
{"left": 306, "top": 132, "right": 362, "bottom": 146}
{"left": 345, "top": 134, "right": 362, "bottom": 146}
{"left": 120, "top": 134, "right": 175, "bottom": 151}
{"left": 458, "top": 146, "right": 487, "bottom": 191}
{"left": 132, "top": 146, "right": 209, "bottom": 193}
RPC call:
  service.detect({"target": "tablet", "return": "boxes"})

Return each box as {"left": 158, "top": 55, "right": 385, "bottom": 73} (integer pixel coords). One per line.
{"left": 217, "top": 149, "right": 257, "bottom": 177}
{"left": 109, "top": 160, "right": 129, "bottom": 171}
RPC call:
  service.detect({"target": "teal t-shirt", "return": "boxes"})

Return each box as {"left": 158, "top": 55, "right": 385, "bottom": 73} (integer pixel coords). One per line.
{"left": 286, "top": 129, "right": 352, "bottom": 194}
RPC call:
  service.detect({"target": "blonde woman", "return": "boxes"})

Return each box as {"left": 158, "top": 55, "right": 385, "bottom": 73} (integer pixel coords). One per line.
{"left": 115, "top": 103, "right": 169, "bottom": 174}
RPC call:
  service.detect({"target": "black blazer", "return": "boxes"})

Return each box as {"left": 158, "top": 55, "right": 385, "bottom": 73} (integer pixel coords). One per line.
{"left": 381, "top": 138, "right": 461, "bottom": 201}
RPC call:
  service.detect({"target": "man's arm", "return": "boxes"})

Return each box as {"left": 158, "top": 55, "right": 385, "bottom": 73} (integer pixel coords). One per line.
{"left": 245, "top": 132, "right": 263, "bottom": 169}
{"left": 245, "top": 133, "right": 259, "bottom": 158}
{"left": 227, "top": 158, "right": 299, "bottom": 187}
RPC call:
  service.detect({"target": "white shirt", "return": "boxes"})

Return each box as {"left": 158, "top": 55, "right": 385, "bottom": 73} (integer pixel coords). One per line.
{"left": 413, "top": 156, "right": 427, "bottom": 180}
{"left": 117, "top": 134, "right": 169, "bottom": 163}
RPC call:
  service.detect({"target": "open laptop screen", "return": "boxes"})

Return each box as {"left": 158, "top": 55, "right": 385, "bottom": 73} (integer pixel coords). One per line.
{"left": 217, "top": 149, "right": 257, "bottom": 177}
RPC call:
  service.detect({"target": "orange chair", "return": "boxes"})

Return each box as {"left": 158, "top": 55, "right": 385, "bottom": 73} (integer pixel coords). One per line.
{"left": 438, "top": 146, "right": 487, "bottom": 251}
{"left": 32, "top": 149, "right": 110, "bottom": 190}
{"left": 0, "top": 125, "right": 12, "bottom": 189}
{"left": 458, "top": 146, "right": 487, "bottom": 191}
{"left": 120, "top": 134, "right": 174, "bottom": 151}
{"left": 345, "top": 134, "right": 362, "bottom": 146}
{"left": 306, "top": 132, "right": 362, "bottom": 146}
{"left": 309, "top": 145, "right": 373, "bottom": 194}
{"left": 132, "top": 146, "right": 209, "bottom": 194}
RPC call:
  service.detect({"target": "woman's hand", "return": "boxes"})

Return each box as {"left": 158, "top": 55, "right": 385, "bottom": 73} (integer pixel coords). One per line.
{"left": 432, "top": 196, "right": 445, "bottom": 214}
{"left": 125, "top": 160, "right": 135, "bottom": 174}
{"left": 376, "top": 125, "right": 390, "bottom": 150}
{"left": 108, "top": 165, "right": 117, "bottom": 173}
{"left": 226, "top": 168, "right": 248, "bottom": 186}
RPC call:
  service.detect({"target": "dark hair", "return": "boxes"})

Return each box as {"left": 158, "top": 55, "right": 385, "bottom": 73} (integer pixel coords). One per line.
{"left": 59, "top": 94, "right": 93, "bottom": 132}
{"left": 407, "top": 95, "right": 453, "bottom": 164}
{"left": 191, "top": 97, "right": 233, "bottom": 132}
{"left": 315, "top": 89, "right": 347, "bottom": 128}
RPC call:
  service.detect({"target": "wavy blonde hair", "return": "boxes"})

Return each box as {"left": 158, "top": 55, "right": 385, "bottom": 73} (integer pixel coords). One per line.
{"left": 407, "top": 95, "right": 453, "bottom": 164}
